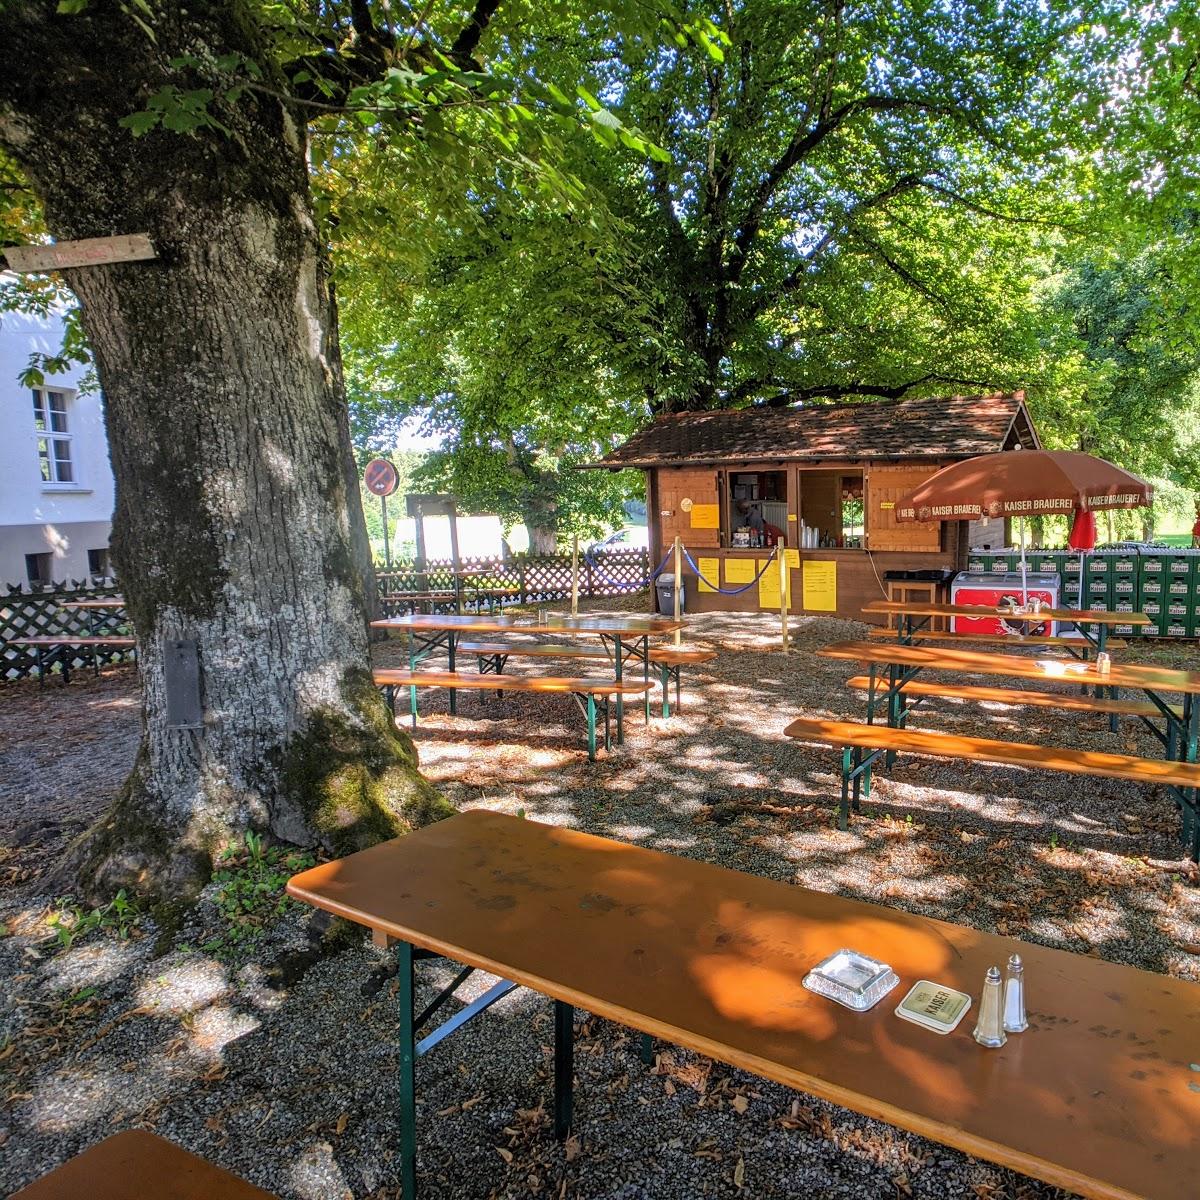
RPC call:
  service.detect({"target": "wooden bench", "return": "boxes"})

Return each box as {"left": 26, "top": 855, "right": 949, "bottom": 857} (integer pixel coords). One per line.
{"left": 11, "top": 1129, "right": 277, "bottom": 1199}
{"left": 459, "top": 641, "right": 717, "bottom": 717}
{"left": 7, "top": 635, "right": 137, "bottom": 684}
{"left": 846, "top": 674, "right": 1177, "bottom": 720}
{"left": 288, "top": 809, "right": 1200, "bottom": 1200}
{"left": 867, "top": 627, "right": 1127, "bottom": 651}
{"left": 784, "top": 715, "right": 1200, "bottom": 857}
{"left": 372, "top": 668, "right": 652, "bottom": 759}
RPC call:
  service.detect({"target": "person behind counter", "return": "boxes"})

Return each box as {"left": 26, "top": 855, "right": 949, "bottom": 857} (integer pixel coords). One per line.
{"left": 736, "top": 499, "right": 765, "bottom": 537}
{"left": 734, "top": 500, "right": 783, "bottom": 547}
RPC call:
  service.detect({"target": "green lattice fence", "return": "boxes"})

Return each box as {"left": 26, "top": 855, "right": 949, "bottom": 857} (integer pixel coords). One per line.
{"left": 2, "top": 580, "right": 128, "bottom": 681}
{"left": 2, "top": 550, "right": 651, "bottom": 682}
{"left": 375, "top": 549, "right": 649, "bottom": 610}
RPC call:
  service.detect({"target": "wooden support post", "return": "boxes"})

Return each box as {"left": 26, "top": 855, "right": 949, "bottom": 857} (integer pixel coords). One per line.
{"left": 673, "top": 535, "right": 682, "bottom": 646}
{"left": 571, "top": 535, "right": 579, "bottom": 616}
{"left": 778, "top": 539, "right": 790, "bottom": 654}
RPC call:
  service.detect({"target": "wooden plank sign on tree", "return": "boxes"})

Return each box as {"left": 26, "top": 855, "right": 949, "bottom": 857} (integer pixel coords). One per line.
{"left": 3, "top": 233, "right": 156, "bottom": 273}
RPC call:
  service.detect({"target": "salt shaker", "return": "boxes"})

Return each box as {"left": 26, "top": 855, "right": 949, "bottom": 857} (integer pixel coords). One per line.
{"left": 1004, "top": 954, "right": 1028, "bottom": 1033}
{"left": 973, "top": 966, "right": 1007, "bottom": 1048}
{"left": 1096, "top": 651, "right": 1111, "bottom": 675}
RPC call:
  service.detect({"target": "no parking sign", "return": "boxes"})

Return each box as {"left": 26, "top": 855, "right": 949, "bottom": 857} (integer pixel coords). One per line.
{"left": 364, "top": 458, "right": 399, "bottom": 497}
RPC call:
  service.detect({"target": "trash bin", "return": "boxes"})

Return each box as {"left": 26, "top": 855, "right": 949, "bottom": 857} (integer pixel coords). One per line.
{"left": 655, "top": 573, "right": 685, "bottom": 616}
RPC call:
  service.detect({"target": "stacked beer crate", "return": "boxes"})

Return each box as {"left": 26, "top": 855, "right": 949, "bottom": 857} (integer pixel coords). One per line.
{"left": 956, "top": 546, "right": 1200, "bottom": 638}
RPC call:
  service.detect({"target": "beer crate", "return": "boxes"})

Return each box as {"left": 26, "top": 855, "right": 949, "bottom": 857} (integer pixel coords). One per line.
{"left": 1112, "top": 599, "right": 1140, "bottom": 638}
{"left": 1167, "top": 552, "right": 1196, "bottom": 580}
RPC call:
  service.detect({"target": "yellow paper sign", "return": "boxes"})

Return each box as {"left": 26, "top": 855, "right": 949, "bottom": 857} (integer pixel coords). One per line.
{"left": 784, "top": 548, "right": 800, "bottom": 569}
{"left": 758, "top": 560, "right": 791, "bottom": 609}
{"left": 880, "top": 501, "right": 895, "bottom": 510}
{"left": 724, "top": 557, "right": 756, "bottom": 584}
{"left": 802, "top": 560, "right": 837, "bottom": 612}
{"left": 697, "top": 557, "right": 719, "bottom": 594}
{"left": 690, "top": 503, "right": 719, "bottom": 529}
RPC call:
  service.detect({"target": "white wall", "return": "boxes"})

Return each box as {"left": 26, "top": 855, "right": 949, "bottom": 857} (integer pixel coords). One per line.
{"left": 0, "top": 302, "right": 114, "bottom": 584}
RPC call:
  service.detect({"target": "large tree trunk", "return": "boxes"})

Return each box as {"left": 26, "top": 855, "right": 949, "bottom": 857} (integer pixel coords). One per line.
{"left": 0, "top": 2, "right": 448, "bottom": 902}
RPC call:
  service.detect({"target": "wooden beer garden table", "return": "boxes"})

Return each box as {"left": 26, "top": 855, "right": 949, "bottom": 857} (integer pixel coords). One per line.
{"left": 61, "top": 596, "right": 127, "bottom": 636}
{"left": 369, "top": 613, "right": 684, "bottom": 743}
{"left": 287, "top": 810, "right": 1200, "bottom": 1200}
{"left": 863, "top": 599, "right": 1151, "bottom": 655}
{"left": 819, "top": 639, "right": 1200, "bottom": 764}
{"left": 11, "top": 1129, "right": 278, "bottom": 1199}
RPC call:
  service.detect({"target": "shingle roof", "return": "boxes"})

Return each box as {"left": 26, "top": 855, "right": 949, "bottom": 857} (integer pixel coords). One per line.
{"left": 589, "top": 393, "right": 1036, "bottom": 469}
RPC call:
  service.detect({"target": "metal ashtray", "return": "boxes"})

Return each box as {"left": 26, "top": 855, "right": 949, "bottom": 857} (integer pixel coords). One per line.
{"left": 802, "top": 949, "right": 900, "bottom": 1011}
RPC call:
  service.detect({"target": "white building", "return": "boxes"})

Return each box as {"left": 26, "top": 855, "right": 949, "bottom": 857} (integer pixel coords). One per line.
{"left": 0, "top": 304, "right": 114, "bottom": 585}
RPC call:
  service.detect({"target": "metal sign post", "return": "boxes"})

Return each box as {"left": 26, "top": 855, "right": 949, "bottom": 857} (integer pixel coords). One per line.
{"left": 364, "top": 458, "right": 400, "bottom": 569}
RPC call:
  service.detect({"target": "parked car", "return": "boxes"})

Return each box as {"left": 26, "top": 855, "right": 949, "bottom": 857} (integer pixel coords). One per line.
{"left": 589, "top": 527, "right": 649, "bottom": 554}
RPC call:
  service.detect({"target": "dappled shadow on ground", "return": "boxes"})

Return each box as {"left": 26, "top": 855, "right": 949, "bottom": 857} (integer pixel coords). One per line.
{"left": 2, "top": 604, "right": 1199, "bottom": 1198}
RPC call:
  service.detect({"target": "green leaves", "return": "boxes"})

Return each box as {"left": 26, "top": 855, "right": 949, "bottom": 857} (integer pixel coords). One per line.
{"left": 118, "top": 86, "right": 230, "bottom": 137}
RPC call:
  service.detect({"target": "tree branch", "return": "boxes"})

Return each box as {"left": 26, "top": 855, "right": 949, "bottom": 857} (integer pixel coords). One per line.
{"left": 451, "top": 0, "right": 502, "bottom": 63}
{"left": 748, "top": 373, "right": 994, "bottom": 408}
{"left": 726, "top": 95, "right": 954, "bottom": 285}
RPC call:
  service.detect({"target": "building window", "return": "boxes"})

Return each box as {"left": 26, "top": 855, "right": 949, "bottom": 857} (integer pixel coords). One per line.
{"left": 87, "top": 547, "right": 110, "bottom": 576}
{"left": 726, "top": 470, "right": 788, "bottom": 546}
{"left": 32, "top": 387, "right": 74, "bottom": 484}
{"left": 25, "top": 552, "right": 52, "bottom": 585}
{"left": 799, "top": 470, "right": 865, "bottom": 549}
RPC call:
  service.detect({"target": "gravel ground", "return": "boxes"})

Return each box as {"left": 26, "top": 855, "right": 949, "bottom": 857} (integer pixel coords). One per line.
{"left": 2, "top": 600, "right": 1199, "bottom": 1199}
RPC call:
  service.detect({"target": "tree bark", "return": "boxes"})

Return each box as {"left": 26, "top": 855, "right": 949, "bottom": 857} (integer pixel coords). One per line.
{"left": 0, "top": 2, "right": 449, "bottom": 903}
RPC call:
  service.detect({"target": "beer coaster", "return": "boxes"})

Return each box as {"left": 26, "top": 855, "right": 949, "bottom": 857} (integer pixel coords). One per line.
{"left": 895, "top": 980, "right": 972, "bottom": 1034}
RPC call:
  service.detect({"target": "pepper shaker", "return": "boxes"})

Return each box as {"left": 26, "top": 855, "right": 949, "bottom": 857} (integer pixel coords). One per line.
{"left": 973, "top": 966, "right": 1007, "bottom": 1048}
{"left": 1004, "top": 954, "right": 1028, "bottom": 1033}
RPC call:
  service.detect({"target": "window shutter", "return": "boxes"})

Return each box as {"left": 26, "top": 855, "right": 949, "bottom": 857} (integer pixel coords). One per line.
{"left": 866, "top": 466, "right": 942, "bottom": 552}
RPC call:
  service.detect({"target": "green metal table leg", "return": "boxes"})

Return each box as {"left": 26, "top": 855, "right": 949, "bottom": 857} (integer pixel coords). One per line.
{"left": 642, "top": 636, "right": 651, "bottom": 723}
{"left": 554, "top": 1000, "right": 573, "bottom": 1140}
{"left": 639, "top": 1033, "right": 653, "bottom": 1065}
{"left": 408, "top": 637, "right": 418, "bottom": 730}
{"left": 885, "top": 662, "right": 901, "bottom": 769}
{"left": 839, "top": 746, "right": 851, "bottom": 831}
{"left": 398, "top": 939, "right": 417, "bottom": 1199}
{"left": 586, "top": 695, "right": 597, "bottom": 761}
{"left": 447, "top": 632, "right": 457, "bottom": 716}
{"left": 661, "top": 663, "right": 670, "bottom": 719}
{"left": 614, "top": 635, "right": 625, "bottom": 745}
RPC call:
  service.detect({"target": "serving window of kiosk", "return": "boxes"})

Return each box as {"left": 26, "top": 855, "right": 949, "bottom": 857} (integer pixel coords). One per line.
{"left": 799, "top": 470, "right": 865, "bottom": 549}
{"left": 726, "top": 470, "right": 788, "bottom": 546}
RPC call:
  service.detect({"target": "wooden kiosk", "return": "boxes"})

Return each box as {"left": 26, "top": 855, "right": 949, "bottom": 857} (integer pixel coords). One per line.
{"left": 587, "top": 392, "right": 1039, "bottom": 623}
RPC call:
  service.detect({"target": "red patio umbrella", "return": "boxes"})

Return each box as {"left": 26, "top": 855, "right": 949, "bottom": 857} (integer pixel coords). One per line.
{"left": 897, "top": 450, "right": 1151, "bottom": 600}
{"left": 1067, "top": 509, "right": 1098, "bottom": 552}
